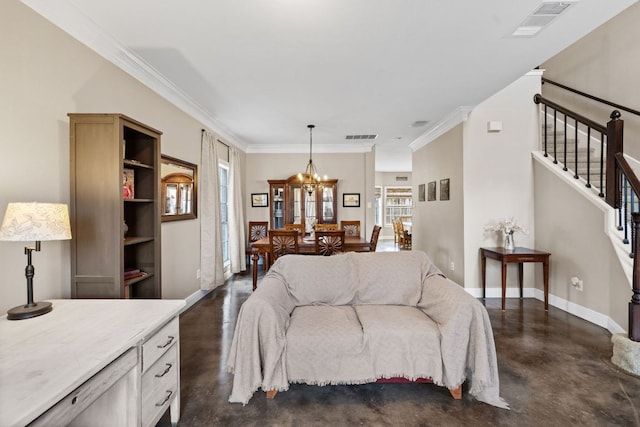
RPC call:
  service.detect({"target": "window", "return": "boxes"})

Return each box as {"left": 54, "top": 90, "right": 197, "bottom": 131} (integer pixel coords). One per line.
{"left": 384, "top": 186, "right": 412, "bottom": 226}
{"left": 219, "top": 163, "right": 229, "bottom": 266}
{"left": 375, "top": 186, "right": 382, "bottom": 226}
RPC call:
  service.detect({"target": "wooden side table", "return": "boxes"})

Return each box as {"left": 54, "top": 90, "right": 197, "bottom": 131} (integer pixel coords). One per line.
{"left": 480, "top": 247, "right": 551, "bottom": 311}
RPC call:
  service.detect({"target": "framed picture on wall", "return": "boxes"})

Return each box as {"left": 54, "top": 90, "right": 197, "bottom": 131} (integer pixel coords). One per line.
{"left": 418, "top": 184, "right": 426, "bottom": 202}
{"left": 440, "top": 178, "right": 450, "bottom": 201}
{"left": 343, "top": 193, "right": 360, "bottom": 207}
{"left": 251, "top": 193, "right": 268, "bottom": 207}
{"left": 427, "top": 181, "right": 436, "bottom": 201}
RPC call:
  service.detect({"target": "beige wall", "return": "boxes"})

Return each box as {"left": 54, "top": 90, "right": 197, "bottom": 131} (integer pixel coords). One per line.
{"left": 411, "top": 125, "right": 464, "bottom": 284}
{"left": 463, "top": 72, "right": 541, "bottom": 294}
{"left": 245, "top": 152, "right": 370, "bottom": 236}
{"left": 540, "top": 2, "right": 640, "bottom": 159}
{"left": 0, "top": 1, "right": 240, "bottom": 312}
{"left": 535, "top": 2, "right": 640, "bottom": 330}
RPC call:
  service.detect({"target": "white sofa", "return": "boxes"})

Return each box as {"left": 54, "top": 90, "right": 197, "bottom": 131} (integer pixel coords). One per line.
{"left": 227, "top": 251, "right": 508, "bottom": 409}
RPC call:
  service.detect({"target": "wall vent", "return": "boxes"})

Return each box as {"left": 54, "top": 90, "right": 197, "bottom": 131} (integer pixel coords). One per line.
{"left": 396, "top": 176, "right": 408, "bottom": 182}
{"left": 346, "top": 134, "right": 378, "bottom": 140}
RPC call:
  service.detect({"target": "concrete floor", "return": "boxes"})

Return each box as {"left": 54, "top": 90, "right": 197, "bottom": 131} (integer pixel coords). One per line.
{"left": 159, "top": 246, "right": 640, "bottom": 426}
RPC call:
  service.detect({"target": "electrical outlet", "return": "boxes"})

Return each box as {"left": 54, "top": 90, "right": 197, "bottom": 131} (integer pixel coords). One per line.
{"left": 449, "top": 261, "right": 455, "bottom": 271}
{"left": 570, "top": 276, "right": 583, "bottom": 292}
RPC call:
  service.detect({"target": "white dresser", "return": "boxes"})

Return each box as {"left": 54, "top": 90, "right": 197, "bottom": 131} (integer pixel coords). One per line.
{"left": 0, "top": 299, "right": 185, "bottom": 427}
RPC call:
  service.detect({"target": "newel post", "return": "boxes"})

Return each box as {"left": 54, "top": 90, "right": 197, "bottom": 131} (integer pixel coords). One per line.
{"left": 631, "top": 213, "right": 640, "bottom": 341}
{"left": 605, "top": 111, "right": 623, "bottom": 208}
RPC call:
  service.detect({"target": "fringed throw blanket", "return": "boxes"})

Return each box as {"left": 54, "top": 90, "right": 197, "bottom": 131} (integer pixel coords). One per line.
{"left": 227, "top": 251, "right": 509, "bottom": 409}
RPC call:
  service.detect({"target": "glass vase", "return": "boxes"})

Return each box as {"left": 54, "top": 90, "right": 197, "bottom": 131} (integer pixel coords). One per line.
{"left": 504, "top": 232, "right": 515, "bottom": 250}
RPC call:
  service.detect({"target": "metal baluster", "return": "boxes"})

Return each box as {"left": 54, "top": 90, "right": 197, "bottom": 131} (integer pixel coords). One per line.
{"left": 598, "top": 133, "right": 605, "bottom": 197}
{"left": 618, "top": 167, "right": 624, "bottom": 230}
{"left": 563, "top": 114, "right": 568, "bottom": 171}
{"left": 631, "top": 189, "right": 636, "bottom": 258}
{"left": 574, "top": 118, "right": 579, "bottom": 179}
{"left": 586, "top": 127, "right": 592, "bottom": 188}
{"left": 553, "top": 109, "right": 558, "bottom": 164}
{"left": 624, "top": 176, "right": 630, "bottom": 244}
{"left": 544, "top": 105, "right": 548, "bottom": 157}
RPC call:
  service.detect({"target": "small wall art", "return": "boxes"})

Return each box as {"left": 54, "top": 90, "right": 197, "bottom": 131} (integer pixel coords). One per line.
{"left": 251, "top": 193, "right": 268, "bottom": 207}
{"left": 343, "top": 193, "right": 360, "bottom": 207}
{"left": 418, "top": 184, "right": 426, "bottom": 202}
{"left": 427, "top": 181, "right": 436, "bottom": 201}
{"left": 440, "top": 178, "right": 450, "bottom": 201}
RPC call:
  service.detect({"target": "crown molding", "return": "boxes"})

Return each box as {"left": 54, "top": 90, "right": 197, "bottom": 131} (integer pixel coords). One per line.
{"left": 21, "top": 0, "right": 249, "bottom": 152}
{"left": 408, "top": 106, "right": 474, "bottom": 152}
{"left": 246, "top": 142, "right": 375, "bottom": 154}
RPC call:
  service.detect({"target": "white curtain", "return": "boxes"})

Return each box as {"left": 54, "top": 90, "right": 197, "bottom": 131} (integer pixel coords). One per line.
{"left": 228, "top": 147, "right": 246, "bottom": 273}
{"left": 200, "top": 130, "right": 225, "bottom": 290}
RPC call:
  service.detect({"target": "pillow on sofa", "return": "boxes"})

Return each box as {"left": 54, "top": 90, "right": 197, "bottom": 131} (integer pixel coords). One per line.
{"left": 269, "top": 254, "right": 357, "bottom": 306}
{"left": 353, "top": 251, "right": 429, "bottom": 306}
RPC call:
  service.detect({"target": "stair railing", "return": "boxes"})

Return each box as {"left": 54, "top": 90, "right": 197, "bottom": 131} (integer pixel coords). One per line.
{"left": 534, "top": 84, "right": 639, "bottom": 342}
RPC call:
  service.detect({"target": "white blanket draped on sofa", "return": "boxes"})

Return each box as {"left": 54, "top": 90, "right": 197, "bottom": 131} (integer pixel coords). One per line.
{"left": 227, "top": 251, "right": 509, "bottom": 409}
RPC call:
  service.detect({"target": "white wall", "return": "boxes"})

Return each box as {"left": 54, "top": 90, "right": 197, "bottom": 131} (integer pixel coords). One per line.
{"left": 0, "top": 1, "right": 240, "bottom": 312}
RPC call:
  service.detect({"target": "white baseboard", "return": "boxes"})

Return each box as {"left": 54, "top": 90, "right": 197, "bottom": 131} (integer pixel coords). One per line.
{"left": 182, "top": 289, "right": 212, "bottom": 313}
{"left": 465, "top": 287, "right": 627, "bottom": 335}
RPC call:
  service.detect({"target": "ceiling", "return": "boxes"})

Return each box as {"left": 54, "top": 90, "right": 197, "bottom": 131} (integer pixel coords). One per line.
{"left": 23, "top": 0, "right": 637, "bottom": 171}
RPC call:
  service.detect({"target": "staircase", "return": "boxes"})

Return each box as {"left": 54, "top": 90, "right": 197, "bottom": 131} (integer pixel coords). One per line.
{"left": 535, "top": 84, "right": 639, "bottom": 343}
{"left": 541, "top": 121, "right": 606, "bottom": 193}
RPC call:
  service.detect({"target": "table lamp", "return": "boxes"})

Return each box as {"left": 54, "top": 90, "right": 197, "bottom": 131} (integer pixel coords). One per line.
{"left": 0, "top": 202, "right": 72, "bottom": 320}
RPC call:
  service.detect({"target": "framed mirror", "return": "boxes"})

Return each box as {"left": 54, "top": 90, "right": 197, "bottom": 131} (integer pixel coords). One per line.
{"left": 161, "top": 155, "right": 197, "bottom": 222}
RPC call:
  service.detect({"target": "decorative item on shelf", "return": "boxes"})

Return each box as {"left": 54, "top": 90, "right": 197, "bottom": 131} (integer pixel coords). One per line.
{"left": 123, "top": 220, "right": 128, "bottom": 238}
{"left": 298, "top": 124, "right": 327, "bottom": 196}
{"left": 483, "top": 217, "right": 528, "bottom": 251}
{"left": 0, "top": 202, "right": 72, "bottom": 320}
{"left": 123, "top": 168, "right": 135, "bottom": 199}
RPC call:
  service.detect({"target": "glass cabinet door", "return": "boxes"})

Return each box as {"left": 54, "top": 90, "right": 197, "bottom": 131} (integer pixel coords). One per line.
{"left": 290, "top": 184, "right": 302, "bottom": 225}
{"left": 305, "top": 190, "right": 317, "bottom": 233}
{"left": 271, "top": 184, "right": 285, "bottom": 229}
{"left": 321, "top": 185, "right": 335, "bottom": 223}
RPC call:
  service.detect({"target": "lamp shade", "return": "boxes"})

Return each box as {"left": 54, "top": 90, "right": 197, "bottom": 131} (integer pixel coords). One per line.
{"left": 0, "top": 202, "right": 72, "bottom": 242}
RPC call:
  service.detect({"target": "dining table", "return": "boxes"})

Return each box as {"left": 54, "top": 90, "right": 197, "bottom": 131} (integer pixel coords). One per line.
{"left": 249, "top": 235, "right": 371, "bottom": 289}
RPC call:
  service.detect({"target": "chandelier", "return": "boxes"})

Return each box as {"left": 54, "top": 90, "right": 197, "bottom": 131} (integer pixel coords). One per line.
{"left": 298, "top": 124, "right": 326, "bottom": 195}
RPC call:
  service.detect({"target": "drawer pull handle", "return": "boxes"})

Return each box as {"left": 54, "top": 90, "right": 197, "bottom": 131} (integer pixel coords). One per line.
{"left": 157, "top": 336, "right": 174, "bottom": 349}
{"left": 155, "top": 363, "right": 173, "bottom": 378}
{"left": 156, "top": 390, "right": 173, "bottom": 407}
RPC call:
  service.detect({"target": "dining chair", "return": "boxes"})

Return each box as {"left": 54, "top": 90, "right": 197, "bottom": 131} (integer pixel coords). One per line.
{"left": 340, "top": 220, "right": 360, "bottom": 237}
{"left": 246, "top": 221, "right": 268, "bottom": 271}
{"left": 315, "top": 230, "right": 345, "bottom": 256}
{"left": 315, "top": 223, "right": 339, "bottom": 232}
{"left": 269, "top": 229, "right": 299, "bottom": 267}
{"left": 392, "top": 218, "right": 399, "bottom": 245}
{"left": 284, "top": 223, "right": 304, "bottom": 235}
{"left": 369, "top": 225, "right": 382, "bottom": 252}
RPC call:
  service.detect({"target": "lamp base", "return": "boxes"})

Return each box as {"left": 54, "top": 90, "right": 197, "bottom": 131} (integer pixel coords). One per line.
{"left": 7, "top": 301, "right": 52, "bottom": 320}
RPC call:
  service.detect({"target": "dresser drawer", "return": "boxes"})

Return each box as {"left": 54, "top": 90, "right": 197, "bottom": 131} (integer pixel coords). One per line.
{"left": 142, "top": 317, "right": 179, "bottom": 372}
{"left": 142, "top": 343, "right": 178, "bottom": 427}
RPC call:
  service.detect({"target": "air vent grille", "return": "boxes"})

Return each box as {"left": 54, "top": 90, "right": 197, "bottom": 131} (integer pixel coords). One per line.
{"left": 510, "top": 1, "right": 576, "bottom": 38}
{"left": 345, "top": 134, "right": 378, "bottom": 140}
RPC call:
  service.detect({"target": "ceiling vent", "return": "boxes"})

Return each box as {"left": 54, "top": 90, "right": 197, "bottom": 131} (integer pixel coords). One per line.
{"left": 345, "top": 134, "right": 378, "bottom": 140}
{"left": 510, "top": 1, "right": 576, "bottom": 37}
{"left": 411, "top": 120, "right": 429, "bottom": 127}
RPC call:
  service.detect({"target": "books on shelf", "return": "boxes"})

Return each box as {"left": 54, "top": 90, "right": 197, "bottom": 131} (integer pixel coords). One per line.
{"left": 124, "top": 267, "right": 147, "bottom": 280}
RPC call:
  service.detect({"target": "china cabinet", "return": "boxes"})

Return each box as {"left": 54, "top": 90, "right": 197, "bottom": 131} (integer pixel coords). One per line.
{"left": 268, "top": 175, "right": 337, "bottom": 233}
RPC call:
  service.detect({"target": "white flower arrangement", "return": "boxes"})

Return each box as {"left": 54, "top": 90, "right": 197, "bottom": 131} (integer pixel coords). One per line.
{"left": 484, "top": 218, "right": 528, "bottom": 236}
